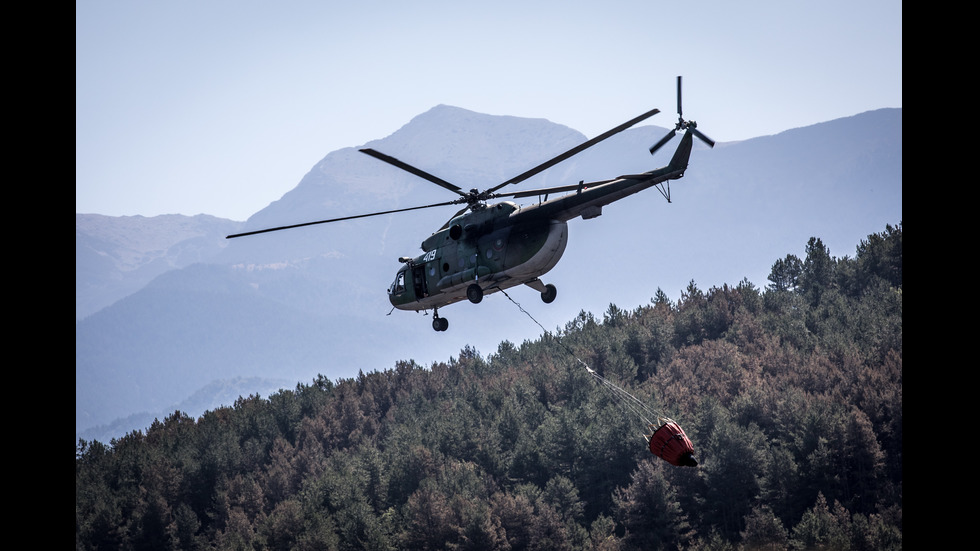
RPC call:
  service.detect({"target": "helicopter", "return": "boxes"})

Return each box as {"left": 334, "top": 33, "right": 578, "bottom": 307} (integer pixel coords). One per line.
{"left": 227, "top": 76, "right": 714, "bottom": 331}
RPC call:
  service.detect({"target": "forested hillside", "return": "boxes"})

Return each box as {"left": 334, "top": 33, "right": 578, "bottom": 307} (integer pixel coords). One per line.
{"left": 76, "top": 223, "right": 902, "bottom": 550}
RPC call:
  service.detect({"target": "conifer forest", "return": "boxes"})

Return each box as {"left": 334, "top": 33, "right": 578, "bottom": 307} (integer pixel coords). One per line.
{"left": 76, "top": 223, "right": 902, "bottom": 550}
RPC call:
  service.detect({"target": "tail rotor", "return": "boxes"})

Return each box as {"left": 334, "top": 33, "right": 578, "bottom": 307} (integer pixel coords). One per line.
{"left": 649, "top": 76, "right": 715, "bottom": 155}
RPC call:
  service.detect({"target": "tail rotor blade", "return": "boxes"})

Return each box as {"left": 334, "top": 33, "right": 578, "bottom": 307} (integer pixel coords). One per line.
{"left": 669, "top": 76, "right": 713, "bottom": 149}
{"left": 677, "top": 75, "right": 683, "bottom": 119}
{"left": 691, "top": 127, "right": 715, "bottom": 148}
{"left": 649, "top": 130, "right": 676, "bottom": 155}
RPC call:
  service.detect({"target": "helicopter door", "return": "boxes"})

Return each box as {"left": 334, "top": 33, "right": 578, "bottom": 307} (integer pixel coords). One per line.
{"left": 412, "top": 264, "right": 428, "bottom": 298}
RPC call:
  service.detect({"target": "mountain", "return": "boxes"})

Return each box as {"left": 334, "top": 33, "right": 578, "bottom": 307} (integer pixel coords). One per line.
{"left": 75, "top": 105, "right": 902, "bottom": 441}
{"left": 76, "top": 214, "right": 243, "bottom": 320}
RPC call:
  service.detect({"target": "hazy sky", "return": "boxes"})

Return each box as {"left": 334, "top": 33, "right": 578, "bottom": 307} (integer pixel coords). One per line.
{"left": 76, "top": 0, "right": 901, "bottom": 221}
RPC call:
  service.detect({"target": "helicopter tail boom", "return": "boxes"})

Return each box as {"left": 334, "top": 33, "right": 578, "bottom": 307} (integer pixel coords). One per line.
{"left": 524, "top": 129, "right": 694, "bottom": 223}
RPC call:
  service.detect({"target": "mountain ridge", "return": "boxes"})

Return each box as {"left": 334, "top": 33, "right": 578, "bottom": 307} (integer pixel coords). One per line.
{"left": 76, "top": 106, "right": 901, "bottom": 441}
{"left": 76, "top": 213, "right": 243, "bottom": 320}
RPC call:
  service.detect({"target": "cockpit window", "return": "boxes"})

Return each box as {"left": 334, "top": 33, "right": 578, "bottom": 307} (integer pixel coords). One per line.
{"left": 390, "top": 271, "right": 406, "bottom": 295}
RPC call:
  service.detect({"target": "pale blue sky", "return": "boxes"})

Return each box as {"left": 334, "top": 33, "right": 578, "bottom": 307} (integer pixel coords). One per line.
{"left": 76, "top": 0, "right": 901, "bottom": 221}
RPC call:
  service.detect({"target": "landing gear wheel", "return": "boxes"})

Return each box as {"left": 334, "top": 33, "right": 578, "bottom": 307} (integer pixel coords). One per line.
{"left": 541, "top": 283, "right": 557, "bottom": 304}
{"left": 466, "top": 283, "right": 484, "bottom": 304}
{"left": 432, "top": 316, "right": 449, "bottom": 332}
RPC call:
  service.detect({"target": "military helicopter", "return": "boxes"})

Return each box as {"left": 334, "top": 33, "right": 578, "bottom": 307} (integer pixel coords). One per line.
{"left": 228, "top": 76, "right": 713, "bottom": 331}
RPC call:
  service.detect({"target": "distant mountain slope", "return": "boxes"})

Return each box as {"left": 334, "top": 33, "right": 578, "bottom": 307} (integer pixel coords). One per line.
{"left": 76, "top": 214, "right": 242, "bottom": 319}
{"left": 76, "top": 106, "right": 901, "bottom": 440}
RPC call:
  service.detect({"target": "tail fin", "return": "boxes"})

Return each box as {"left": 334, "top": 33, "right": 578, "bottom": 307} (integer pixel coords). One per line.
{"left": 667, "top": 130, "right": 694, "bottom": 173}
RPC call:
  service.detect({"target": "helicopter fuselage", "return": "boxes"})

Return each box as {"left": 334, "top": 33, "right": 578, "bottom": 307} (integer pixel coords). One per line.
{"left": 388, "top": 203, "right": 568, "bottom": 311}
{"left": 388, "top": 129, "right": 693, "bottom": 314}
{"left": 226, "top": 77, "right": 711, "bottom": 332}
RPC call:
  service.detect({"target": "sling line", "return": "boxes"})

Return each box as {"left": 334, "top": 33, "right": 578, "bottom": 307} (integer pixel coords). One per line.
{"left": 499, "top": 288, "right": 660, "bottom": 427}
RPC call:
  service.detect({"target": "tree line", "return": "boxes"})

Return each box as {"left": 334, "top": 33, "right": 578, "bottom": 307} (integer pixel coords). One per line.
{"left": 76, "top": 222, "right": 902, "bottom": 550}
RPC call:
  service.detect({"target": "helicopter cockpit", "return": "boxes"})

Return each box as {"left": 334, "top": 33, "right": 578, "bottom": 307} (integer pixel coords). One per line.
{"left": 389, "top": 270, "right": 406, "bottom": 296}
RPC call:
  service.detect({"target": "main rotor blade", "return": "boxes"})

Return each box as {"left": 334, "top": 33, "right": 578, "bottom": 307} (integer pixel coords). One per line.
{"left": 226, "top": 200, "right": 461, "bottom": 239}
{"left": 485, "top": 107, "right": 661, "bottom": 194}
{"left": 360, "top": 148, "right": 465, "bottom": 196}
{"left": 500, "top": 180, "right": 616, "bottom": 199}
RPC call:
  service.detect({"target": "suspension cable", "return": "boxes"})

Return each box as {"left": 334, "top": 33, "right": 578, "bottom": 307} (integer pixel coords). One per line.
{"left": 499, "top": 288, "right": 660, "bottom": 427}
